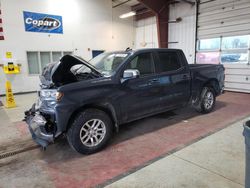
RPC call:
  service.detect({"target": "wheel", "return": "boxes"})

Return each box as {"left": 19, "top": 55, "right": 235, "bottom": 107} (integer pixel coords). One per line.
{"left": 67, "top": 109, "right": 113, "bottom": 154}
{"left": 192, "top": 87, "right": 216, "bottom": 114}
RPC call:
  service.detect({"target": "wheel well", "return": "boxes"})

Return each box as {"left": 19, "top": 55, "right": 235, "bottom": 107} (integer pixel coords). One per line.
{"left": 203, "top": 79, "right": 220, "bottom": 96}
{"left": 66, "top": 104, "right": 118, "bottom": 132}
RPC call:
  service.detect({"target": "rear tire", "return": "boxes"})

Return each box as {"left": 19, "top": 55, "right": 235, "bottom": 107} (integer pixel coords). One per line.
{"left": 67, "top": 109, "right": 113, "bottom": 154}
{"left": 193, "top": 87, "right": 216, "bottom": 114}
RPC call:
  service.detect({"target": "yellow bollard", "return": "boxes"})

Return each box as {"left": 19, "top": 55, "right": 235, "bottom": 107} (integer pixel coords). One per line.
{"left": 5, "top": 80, "right": 16, "bottom": 108}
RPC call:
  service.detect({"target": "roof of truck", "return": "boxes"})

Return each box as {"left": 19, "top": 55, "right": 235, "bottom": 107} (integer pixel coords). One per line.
{"left": 111, "top": 48, "right": 182, "bottom": 55}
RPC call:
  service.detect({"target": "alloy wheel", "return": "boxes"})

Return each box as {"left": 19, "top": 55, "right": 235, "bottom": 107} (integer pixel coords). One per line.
{"left": 79, "top": 119, "right": 106, "bottom": 147}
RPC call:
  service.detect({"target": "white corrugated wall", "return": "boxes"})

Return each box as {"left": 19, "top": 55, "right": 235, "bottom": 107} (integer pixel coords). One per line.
{"left": 168, "top": 3, "right": 196, "bottom": 64}
{"left": 197, "top": 0, "right": 250, "bottom": 93}
{"left": 134, "top": 17, "right": 159, "bottom": 49}
{"left": 134, "top": 3, "right": 196, "bottom": 64}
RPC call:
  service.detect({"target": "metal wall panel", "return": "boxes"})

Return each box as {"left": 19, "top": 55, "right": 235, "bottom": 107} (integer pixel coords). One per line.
{"left": 134, "top": 3, "right": 196, "bottom": 64}
{"left": 198, "top": 0, "right": 250, "bottom": 39}
{"left": 224, "top": 82, "right": 250, "bottom": 91}
{"left": 199, "top": 0, "right": 250, "bottom": 11}
{"left": 224, "top": 64, "right": 250, "bottom": 93}
{"left": 225, "top": 75, "right": 250, "bottom": 84}
{"left": 168, "top": 3, "right": 196, "bottom": 64}
{"left": 225, "top": 68, "right": 250, "bottom": 75}
{"left": 134, "top": 17, "right": 159, "bottom": 49}
{"left": 198, "top": 0, "right": 250, "bottom": 93}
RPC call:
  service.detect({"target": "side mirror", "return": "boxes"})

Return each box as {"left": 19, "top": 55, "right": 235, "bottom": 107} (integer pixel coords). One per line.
{"left": 123, "top": 69, "right": 140, "bottom": 79}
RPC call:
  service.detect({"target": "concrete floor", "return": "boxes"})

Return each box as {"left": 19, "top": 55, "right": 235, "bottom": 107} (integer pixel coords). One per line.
{"left": 0, "top": 93, "right": 36, "bottom": 144}
{"left": 0, "top": 92, "right": 249, "bottom": 188}
{"left": 106, "top": 119, "right": 246, "bottom": 188}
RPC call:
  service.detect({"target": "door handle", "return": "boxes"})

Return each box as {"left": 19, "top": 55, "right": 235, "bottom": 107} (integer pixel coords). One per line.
{"left": 148, "top": 78, "right": 160, "bottom": 85}
{"left": 151, "top": 79, "right": 159, "bottom": 82}
{"left": 182, "top": 74, "right": 190, "bottom": 80}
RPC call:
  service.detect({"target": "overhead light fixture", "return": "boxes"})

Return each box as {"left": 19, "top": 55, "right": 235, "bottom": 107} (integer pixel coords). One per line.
{"left": 119, "top": 11, "right": 136, "bottom": 19}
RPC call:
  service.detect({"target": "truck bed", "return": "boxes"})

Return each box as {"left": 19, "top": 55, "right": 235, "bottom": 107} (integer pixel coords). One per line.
{"left": 188, "top": 64, "right": 223, "bottom": 74}
{"left": 188, "top": 64, "right": 222, "bottom": 69}
{"left": 188, "top": 63, "right": 224, "bottom": 98}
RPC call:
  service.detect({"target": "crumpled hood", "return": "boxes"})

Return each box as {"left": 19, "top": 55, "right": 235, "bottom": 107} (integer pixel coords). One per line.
{"left": 40, "top": 55, "right": 101, "bottom": 88}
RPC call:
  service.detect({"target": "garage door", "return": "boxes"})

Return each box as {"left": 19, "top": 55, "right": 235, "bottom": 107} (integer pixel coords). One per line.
{"left": 196, "top": 0, "right": 250, "bottom": 93}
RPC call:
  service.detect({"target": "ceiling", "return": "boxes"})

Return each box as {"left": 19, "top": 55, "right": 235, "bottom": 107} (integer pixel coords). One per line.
{"left": 112, "top": 0, "right": 139, "bottom": 8}
{"left": 112, "top": 0, "right": 196, "bottom": 8}
{"left": 112, "top": 0, "right": 196, "bottom": 21}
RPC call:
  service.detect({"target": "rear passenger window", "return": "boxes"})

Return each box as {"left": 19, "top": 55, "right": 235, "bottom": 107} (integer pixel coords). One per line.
{"left": 126, "top": 53, "right": 154, "bottom": 76}
{"left": 157, "top": 52, "right": 182, "bottom": 72}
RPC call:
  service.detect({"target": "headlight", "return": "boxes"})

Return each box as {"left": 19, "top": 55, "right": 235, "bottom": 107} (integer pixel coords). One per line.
{"left": 56, "top": 92, "right": 63, "bottom": 101}
{"left": 40, "top": 90, "right": 57, "bottom": 99}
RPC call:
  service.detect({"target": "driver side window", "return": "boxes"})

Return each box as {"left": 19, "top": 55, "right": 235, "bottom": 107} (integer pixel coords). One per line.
{"left": 126, "top": 53, "right": 154, "bottom": 76}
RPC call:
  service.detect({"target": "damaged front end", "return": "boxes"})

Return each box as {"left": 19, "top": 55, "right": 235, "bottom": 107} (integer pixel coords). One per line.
{"left": 24, "top": 103, "right": 55, "bottom": 148}
{"left": 24, "top": 55, "right": 102, "bottom": 148}
{"left": 24, "top": 89, "right": 60, "bottom": 148}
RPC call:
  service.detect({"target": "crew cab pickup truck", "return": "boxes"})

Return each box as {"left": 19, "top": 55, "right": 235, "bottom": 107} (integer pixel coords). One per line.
{"left": 24, "top": 49, "right": 225, "bottom": 154}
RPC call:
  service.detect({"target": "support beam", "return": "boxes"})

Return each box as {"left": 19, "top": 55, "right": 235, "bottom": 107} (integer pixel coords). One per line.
{"left": 156, "top": 9, "right": 169, "bottom": 48}
{"left": 132, "top": 3, "right": 155, "bottom": 21}
{"left": 135, "top": 10, "right": 155, "bottom": 21}
{"left": 137, "top": 0, "right": 169, "bottom": 13}
{"left": 131, "top": 3, "right": 147, "bottom": 11}
{"left": 138, "top": 0, "right": 170, "bottom": 48}
{"left": 112, "top": 0, "right": 132, "bottom": 8}
{"left": 179, "top": 0, "right": 195, "bottom": 6}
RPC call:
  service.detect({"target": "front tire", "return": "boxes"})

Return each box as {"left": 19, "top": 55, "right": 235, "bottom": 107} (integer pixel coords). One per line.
{"left": 193, "top": 87, "right": 216, "bottom": 114}
{"left": 67, "top": 109, "right": 113, "bottom": 154}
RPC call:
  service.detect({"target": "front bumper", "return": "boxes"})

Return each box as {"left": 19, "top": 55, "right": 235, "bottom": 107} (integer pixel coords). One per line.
{"left": 24, "top": 107, "right": 54, "bottom": 148}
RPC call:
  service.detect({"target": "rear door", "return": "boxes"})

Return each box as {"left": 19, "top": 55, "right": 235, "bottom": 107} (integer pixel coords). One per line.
{"left": 155, "top": 50, "right": 191, "bottom": 108}
{"left": 120, "top": 52, "right": 163, "bottom": 121}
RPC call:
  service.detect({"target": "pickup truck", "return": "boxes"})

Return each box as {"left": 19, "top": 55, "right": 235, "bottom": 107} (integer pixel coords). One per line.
{"left": 24, "top": 48, "right": 225, "bottom": 154}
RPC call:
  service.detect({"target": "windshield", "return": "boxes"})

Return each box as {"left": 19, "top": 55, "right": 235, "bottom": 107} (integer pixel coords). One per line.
{"left": 88, "top": 52, "right": 129, "bottom": 76}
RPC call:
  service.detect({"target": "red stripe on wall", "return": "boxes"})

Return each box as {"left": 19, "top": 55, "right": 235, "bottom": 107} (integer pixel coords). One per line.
{"left": 0, "top": 18, "right": 2, "bottom": 23}
{"left": 0, "top": 36, "right": 4, "bottom": 40}
{"left": 0, "top": 27, "right": 3, "bottom": 32}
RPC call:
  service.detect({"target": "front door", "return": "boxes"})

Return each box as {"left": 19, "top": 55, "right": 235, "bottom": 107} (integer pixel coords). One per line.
{"left": 120, "top": 52, "right": 163, "bottom": 122}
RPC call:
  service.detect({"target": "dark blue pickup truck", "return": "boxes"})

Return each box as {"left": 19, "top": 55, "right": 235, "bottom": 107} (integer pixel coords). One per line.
{"left": 24, "top": 48, "right": 224, "bottom": 154}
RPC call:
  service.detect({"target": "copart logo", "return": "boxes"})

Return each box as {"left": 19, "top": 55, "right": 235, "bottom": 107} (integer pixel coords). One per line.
{"left": 23, "top": 11, "right": 63, "bottom": 34}
{"left": 25, "top": 17, "right": 61, "bottom": 30}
